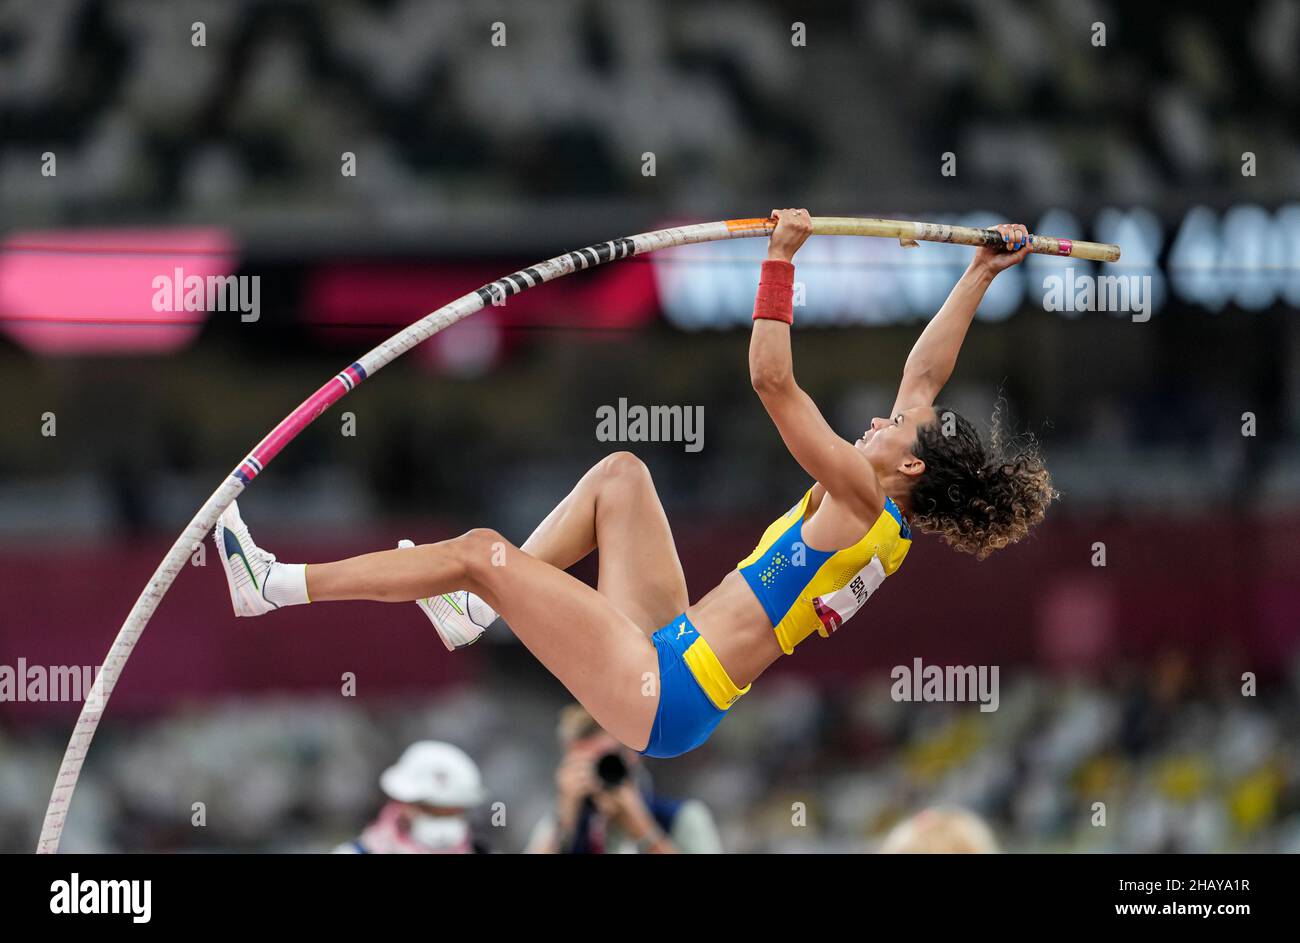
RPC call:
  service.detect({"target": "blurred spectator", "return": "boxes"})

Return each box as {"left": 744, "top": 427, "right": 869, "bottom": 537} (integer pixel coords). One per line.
{"left": 879, "top": 806, "right": 1000, "bottom": 854}
{"left": 336, "top": 740, "right": 488, "bottom": 854}
{"left": 525, "top": 704, "right": 721, "bottom": 854}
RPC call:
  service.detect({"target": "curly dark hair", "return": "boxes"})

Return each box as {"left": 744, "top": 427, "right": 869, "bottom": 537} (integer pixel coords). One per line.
{"left": 908, "top": 402, "right": 1057, "bottom": 560}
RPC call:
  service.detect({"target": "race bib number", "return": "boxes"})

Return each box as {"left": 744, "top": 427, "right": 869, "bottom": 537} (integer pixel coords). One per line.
{"left": 812, "top": 557, "right": 887, "bottom": 636}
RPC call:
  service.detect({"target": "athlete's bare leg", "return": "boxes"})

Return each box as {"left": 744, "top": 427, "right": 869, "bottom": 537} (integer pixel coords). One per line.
{"left": 518, "top": 451, "right": 689, "bottom": 633}
{"left": 300, "top": 450, "right": 688, "bottom": 748}
{"left": 307, "top": 529, "right": 659, "bottom": 750}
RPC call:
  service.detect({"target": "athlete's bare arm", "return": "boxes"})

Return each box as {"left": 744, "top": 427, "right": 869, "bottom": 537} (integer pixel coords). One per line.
{"left": 890, "top": 222, "right": 1032, "bottom": 416}
{"left": 750, "top": 208, "right": 883, "bottom": 522}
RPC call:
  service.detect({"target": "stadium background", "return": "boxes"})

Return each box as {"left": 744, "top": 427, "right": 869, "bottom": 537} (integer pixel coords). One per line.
{"left": 2, "top": 0, "right": 1300, "bottom": 852}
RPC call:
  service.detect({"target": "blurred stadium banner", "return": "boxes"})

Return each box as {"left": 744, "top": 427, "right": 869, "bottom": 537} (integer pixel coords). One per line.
{"left": 0, "top": 229, "right": 237, "bottom": 354}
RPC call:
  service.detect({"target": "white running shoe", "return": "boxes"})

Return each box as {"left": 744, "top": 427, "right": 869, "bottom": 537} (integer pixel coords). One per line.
{"left": 398, "top": 539, "right": 497, "bottom": 651}
{"left": 214, "top": 500, "right": 280, "bottom": 617}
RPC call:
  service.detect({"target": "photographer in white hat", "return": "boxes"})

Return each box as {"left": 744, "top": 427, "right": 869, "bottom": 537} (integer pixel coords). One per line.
{"left": 337, "top": 741, "right": 487, "bottom": 854}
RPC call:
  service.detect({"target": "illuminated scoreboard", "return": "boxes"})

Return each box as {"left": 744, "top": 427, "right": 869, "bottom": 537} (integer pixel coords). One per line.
{"left": 652, "top": 205, "right": 1300, "bottom": 328}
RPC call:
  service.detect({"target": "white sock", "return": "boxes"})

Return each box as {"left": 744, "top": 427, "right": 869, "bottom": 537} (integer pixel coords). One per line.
{"left": 264, "top": 562, "right": 310, "bottom": 607}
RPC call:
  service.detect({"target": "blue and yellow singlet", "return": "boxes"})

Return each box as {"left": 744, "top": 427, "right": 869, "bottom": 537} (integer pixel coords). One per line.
{"left": 737, "top": 486, "right": 912, "bottom": 654}
{"left": 641, "top": 486, "right": 912, "bottom": 758}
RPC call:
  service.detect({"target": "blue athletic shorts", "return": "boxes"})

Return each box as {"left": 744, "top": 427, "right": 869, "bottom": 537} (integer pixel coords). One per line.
{"left": 641, "top": 613, "right": 750, "bottom": 759}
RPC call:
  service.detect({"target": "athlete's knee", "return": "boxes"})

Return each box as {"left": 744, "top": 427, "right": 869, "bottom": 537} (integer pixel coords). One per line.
{"left": 598, "top": 451, "right": 651, "bottom": 487}
{"left": 455, "top": 527, "right": 512, "bottom": 580}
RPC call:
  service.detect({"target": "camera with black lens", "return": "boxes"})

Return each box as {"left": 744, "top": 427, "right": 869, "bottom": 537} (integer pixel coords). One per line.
{"left": 595, "top": 751, "right": 628, "bottom": 788}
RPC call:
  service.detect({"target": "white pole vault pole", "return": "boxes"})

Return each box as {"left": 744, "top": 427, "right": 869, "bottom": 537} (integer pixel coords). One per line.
{"left": 36, "top": 216, "right": 1119, "bottom": 852}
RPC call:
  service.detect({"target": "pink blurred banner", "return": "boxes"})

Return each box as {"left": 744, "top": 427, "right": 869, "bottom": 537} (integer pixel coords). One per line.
{"left": 0, "top": 228, "right": 238, "bottom": 355}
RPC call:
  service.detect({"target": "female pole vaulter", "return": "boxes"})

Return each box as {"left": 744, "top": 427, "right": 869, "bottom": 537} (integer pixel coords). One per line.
{"left": 213, "top": 210, "right": 1056, "bottom": 758}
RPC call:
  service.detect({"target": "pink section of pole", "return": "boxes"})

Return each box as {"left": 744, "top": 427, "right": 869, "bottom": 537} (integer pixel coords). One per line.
{"left": 250, "top": 377, "right": 350, "bottom": 468}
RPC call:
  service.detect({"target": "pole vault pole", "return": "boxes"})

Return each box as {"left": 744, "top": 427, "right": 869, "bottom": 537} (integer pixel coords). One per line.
{"left": 36, "top": 216, "right": 1119, "bottom": 852}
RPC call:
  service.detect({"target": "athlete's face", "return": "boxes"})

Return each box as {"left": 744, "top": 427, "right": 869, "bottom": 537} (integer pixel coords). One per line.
{"left": 855, "top": 406, "right": 935, "bottom": 480}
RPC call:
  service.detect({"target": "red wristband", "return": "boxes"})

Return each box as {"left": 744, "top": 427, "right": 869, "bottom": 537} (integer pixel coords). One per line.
{"left": 753, "top": 259, "right": 795, "bottom": 324}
